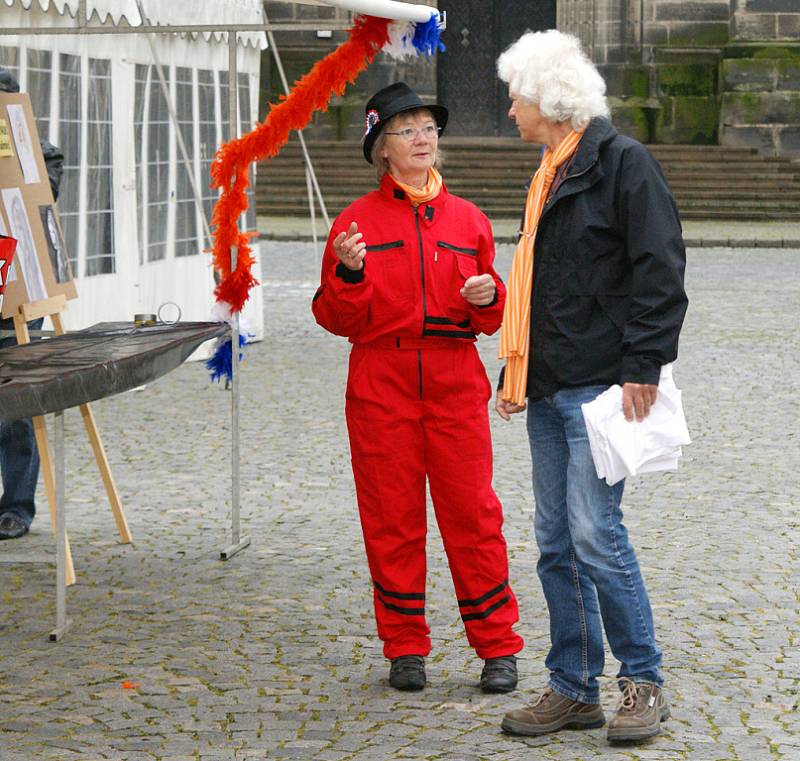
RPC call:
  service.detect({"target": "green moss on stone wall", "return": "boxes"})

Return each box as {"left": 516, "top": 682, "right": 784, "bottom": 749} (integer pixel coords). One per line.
{"left": 629, "top": 68, "right": 649, "bottom": 98}
{"left": 608, "top": 97, "right": 660, "bottom": 143}
{"left": 668, "top": 24, "right": 729, "bottom": 49}
{"left": 729, "top": 92, "right": 762, "bottom": 123}
{"left": 653, "top": 96, "right": 719, "bottom": 145}
{"left": 723, "top": 44, "right": 800, "bottom": 61}
{"left": 657, "top": 63, "right": 717, "bottom": 96}
{"left": 753, "top": 47, "right": 800, "bottom": 62}
{"left": 721, "top": 92, "right": 800, "bottom": 124}
{"left": 722, "top": 59, "right": 777, "bottom": 92}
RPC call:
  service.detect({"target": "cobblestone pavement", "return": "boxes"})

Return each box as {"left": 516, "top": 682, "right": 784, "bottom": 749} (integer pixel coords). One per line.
{"left": 1, "top": 243, "right": 798, "bottom": 761}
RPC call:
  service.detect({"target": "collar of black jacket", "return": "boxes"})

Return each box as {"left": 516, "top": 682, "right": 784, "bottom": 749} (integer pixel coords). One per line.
{"left": 524, "top": 117, "right": 617, "bottom": 192}
{"left": 569, "top": 117, "right": 617, "bottom": 176}
{"left": 532, "top": 117, "right": 618, "bottom": 223}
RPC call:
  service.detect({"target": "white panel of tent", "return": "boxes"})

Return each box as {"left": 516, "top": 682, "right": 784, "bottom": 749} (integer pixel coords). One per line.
{"left": 0, "top": 0, "right": 265, "bottom": 347}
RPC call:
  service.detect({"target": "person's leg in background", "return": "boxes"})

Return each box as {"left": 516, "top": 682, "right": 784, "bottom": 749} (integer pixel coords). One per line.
{"left": 0, "top": 316, "right": 44, "bottom": 539}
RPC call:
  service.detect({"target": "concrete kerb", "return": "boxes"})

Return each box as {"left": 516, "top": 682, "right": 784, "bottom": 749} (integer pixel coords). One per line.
{"left": 257, "top": 216, "right": 800, "bottom": 249}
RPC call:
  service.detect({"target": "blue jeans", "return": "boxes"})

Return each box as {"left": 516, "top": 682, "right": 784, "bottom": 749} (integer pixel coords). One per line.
{"left": 526, "top": 385, "right": 662, "bottom": 704}
{"left": 0, "top": 317, "right": 43, "bottom": 528}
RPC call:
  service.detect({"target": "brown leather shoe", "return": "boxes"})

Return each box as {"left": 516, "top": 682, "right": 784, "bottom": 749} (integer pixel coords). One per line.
{"left": 502, "top": 687, "right": 606, "bottom": 736}
{"left": 607, "top": 678, "right": 670, "bottom": 742}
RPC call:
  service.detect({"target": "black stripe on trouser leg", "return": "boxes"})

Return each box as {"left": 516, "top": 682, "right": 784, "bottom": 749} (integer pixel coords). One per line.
{"left": 373, "top": 579, "right": 425, "bottom": 601}
{"left": 377, "top": 596, "right": 426, "bottom": 616}
{"left": 458, "top": 580, "right": 510, "bottom": 622}
{"left": 461, "top": 595, "right": 511, "bottom": 622}
{"left": 458, "top": 579, "right": 508, "bottom": 608}
{"left": 373, "top": 580, "right": 426, "bottom": 616}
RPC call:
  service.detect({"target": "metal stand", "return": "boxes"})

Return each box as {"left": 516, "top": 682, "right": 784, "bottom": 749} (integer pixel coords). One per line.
{"left": 49, "top": 409, "right": 72, "bottom": 641}
{"left": 220, "top": 31, "right": 250, "bottom": 561}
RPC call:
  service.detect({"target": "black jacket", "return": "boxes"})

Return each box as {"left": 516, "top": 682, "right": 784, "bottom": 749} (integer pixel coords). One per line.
{"left": 509, "top": 117, "right": 688, "bottom": 400}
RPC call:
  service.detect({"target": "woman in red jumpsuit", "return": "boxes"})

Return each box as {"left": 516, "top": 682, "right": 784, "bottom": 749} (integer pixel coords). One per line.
{"left": 312, "top": 82, "right": 524, "bottom": 692}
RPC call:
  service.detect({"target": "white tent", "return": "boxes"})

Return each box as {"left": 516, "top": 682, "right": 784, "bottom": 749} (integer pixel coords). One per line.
{"left": 0, "top": 0, "right": 266, "bottom": 340}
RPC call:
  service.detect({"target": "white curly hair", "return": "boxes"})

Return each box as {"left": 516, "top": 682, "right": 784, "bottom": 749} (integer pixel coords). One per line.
{"left": 497, "top": 30, "right": 609, "bottom": 129}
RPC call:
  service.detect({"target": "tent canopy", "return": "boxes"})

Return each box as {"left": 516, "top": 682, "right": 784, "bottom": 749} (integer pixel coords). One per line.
{"left": 0, "top": 0, "right": 268, "bottom": 47}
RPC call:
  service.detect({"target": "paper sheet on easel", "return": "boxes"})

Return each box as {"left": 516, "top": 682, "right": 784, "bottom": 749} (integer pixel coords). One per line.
{"left": 6, "top": 104, "right": 40, "bottom": 184}
{"left": 0, "top": 118, "right": 13, "bottom": 158}
{"left": 2, "top": 187, "right": 47, "bottom": 302}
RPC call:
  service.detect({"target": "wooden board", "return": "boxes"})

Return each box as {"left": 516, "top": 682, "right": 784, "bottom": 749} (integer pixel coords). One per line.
{"left": 0, "top": 93, "right": 76, "bottom": 319}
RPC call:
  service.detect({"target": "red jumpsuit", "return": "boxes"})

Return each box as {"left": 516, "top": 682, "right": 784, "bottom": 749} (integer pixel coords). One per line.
{"left": 313, "top": 175, "right": 524, "bottom": 660}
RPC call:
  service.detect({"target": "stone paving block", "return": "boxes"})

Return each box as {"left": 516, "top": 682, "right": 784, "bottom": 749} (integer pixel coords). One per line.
{"left": 1, "top": 243, "right": 798, "bottom": 761}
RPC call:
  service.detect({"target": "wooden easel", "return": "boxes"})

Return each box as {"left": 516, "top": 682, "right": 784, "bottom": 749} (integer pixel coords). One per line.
{"left": 12, "top": 294, "right": 132, "bottom": 587}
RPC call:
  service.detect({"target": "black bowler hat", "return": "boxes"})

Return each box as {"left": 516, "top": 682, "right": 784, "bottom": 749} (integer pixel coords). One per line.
{"left": 361, "top": 81, "right": 448, "bottom": 164}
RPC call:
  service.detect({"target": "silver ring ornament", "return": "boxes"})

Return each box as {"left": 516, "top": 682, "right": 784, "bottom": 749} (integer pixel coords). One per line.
{"left": 157, "top": 301, "right": 182, "bottom": 325}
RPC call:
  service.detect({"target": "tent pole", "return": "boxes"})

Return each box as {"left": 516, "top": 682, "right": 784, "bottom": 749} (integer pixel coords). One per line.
{"left": 49, "top": 410, "right": 72, "bottom": 641}
{"left": 263, "top": 8, "right": 330, "bottom": 233}
{"left": 305, "top": 166, "right": 319, "bottom": 258}
{"left": 220, "top": 30, "right": 250, "bottom": 562}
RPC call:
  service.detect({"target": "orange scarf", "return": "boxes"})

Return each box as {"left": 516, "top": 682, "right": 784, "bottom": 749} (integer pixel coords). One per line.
{"left": 390, "top": 167, "right": 443, "bottom": 206}
{"left": 498, "top": 129, "right": 585, "bottom": 406}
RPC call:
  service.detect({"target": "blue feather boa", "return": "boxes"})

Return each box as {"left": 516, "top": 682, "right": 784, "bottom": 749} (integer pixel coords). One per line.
{"left": 206, "top": 334, "right": 248, "bottom": 383}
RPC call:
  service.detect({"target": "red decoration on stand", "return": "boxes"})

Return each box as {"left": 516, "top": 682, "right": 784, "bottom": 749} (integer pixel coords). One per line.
{"left": 209, "top": 14, "right": 391, "bottom": 313}
{"left": 0, "top": 235, "right": 18, "bottom": 312}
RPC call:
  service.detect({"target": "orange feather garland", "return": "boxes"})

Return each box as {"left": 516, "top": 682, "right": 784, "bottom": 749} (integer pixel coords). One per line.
{"left": 210, "top": 14, "right": 391, "bottom": 313}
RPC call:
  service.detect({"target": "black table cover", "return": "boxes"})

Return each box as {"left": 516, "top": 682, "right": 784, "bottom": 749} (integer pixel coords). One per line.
{"left": 0, "top": 322, "right": 228, "bottom": 421}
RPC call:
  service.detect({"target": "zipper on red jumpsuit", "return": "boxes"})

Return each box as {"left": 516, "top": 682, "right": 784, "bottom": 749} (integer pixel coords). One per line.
{"left": 414, "top": 205, "right": 426, "bottom": 400}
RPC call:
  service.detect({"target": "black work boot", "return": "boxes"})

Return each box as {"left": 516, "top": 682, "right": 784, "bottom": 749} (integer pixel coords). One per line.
{"left": 389, "top": 655, "right": 426, "bottom": 691}
{"left": 480, "top": 655, "right": 518, "bottom": 693}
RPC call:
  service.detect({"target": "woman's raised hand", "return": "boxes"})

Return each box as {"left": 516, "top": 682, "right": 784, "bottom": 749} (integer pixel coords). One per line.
{"left": 333, "top": 221, "right": 366, "bottom": 271}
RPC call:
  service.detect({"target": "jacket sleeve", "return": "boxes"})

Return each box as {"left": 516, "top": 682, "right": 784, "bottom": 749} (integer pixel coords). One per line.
{"left": 311, "top": 221, "right": 373, "bottom": 338}
{"left": 466, "top": 213, "right": 506, "bottom": 336}
{"left": 617, "top": 145, "right": 688, "bottom": 385}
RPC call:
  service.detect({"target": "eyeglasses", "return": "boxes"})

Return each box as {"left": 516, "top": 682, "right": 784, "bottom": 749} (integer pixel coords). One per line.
{"left": 384, "top": 125, "right": 442, "bottom": 141}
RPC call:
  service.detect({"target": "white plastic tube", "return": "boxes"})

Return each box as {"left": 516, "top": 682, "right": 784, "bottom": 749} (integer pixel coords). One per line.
{"left": 316, "top": 0, "right": 437, "bottom": 23}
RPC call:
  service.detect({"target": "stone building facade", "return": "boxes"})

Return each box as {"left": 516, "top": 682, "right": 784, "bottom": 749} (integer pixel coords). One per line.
{"left": 262, "top": 0, "right": 800, "bottom": 156}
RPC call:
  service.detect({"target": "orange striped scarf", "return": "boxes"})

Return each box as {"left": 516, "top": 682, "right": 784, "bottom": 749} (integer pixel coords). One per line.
{"left": 390, "top": 167, "right": 443, "bottom": 206}
{"left": 498, "top": 128, "right": 585, "bottom": 405}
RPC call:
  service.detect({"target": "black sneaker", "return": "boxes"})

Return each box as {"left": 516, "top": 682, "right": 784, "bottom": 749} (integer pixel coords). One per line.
{"left": 389, "top": 655, "right": 426, "bottom": 691}
{"left": 480, "top": 655, "right": 518, "bottom": 693}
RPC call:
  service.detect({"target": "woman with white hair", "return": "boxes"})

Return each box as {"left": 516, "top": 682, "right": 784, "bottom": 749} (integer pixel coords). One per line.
{"left": 494, "top": 31, "right": 687, "bottom": 743}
